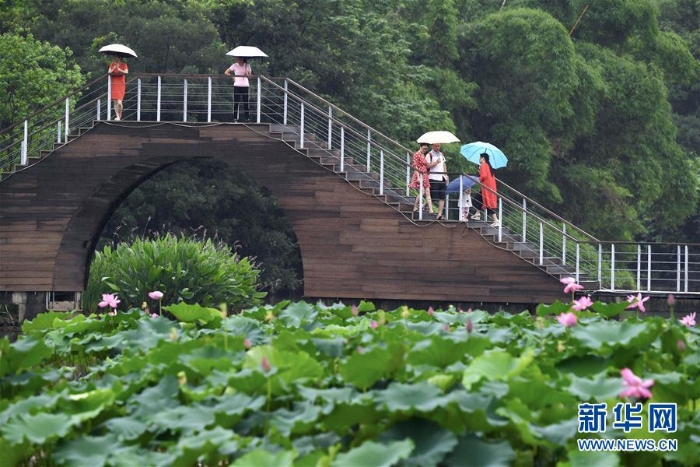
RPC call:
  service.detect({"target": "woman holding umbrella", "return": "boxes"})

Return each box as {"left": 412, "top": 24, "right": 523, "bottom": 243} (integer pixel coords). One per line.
{"left": 225, "top": 56, "right": 252, "bottom": 122}
{"left": 474, "top": 153, "right": 499, "bottom": 227}
{"left": 108, "top": 56, "right": 129, "bottom": 121}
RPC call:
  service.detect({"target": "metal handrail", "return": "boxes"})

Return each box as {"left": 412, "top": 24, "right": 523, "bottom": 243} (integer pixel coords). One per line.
{"left": 1, "top": 73, "right": 698, "bottom": 296}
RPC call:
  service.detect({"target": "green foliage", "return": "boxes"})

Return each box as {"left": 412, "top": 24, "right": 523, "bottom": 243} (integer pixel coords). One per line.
{"left": 99, "top": 159, "right": 303, "bottom": 297}
{"left": 5, "top": 0, "right": 700, "bottom": 245}
{"left": 23, "top": 0, "right": 228, "bottom": 77}
{"left": 0, "top": 30, "right": 84, "bottom": 129}
{"left": 85, "top": 233, "right": 266, "bottom": 314}
{"left": 1, "top": 300, "right": 699, "bottom": 466}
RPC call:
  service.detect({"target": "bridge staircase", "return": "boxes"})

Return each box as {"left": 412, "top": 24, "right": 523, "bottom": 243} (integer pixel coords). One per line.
{"left": 267, "top": 123, "right": 600, "bottom": 292}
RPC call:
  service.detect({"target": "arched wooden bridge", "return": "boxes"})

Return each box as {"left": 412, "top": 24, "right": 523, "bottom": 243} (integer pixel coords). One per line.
{"left": 0, "top": 121, "right": 565, "bottom": 308}
{"left": 1, "top": 74, "right": 697, "bottom": 318}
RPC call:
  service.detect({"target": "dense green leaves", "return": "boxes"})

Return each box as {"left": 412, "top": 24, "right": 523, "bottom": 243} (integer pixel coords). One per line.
{"left": 85, "top": 233, "right": 266, "bottom": 313}
{"left": 1, "top": 300, "right": 698, "bottom": 466}
{"left": 0, "top": 31, "right": 85, "bottom": 129}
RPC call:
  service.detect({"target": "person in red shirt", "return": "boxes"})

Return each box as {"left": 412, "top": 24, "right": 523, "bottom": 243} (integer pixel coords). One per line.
{"left": 108, "top": 56, "right": 129, "bottom": 121}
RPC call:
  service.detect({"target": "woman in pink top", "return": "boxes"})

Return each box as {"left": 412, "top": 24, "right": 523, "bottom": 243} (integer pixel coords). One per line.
{"left": 225, "top": 57, "right": 252, "bottom": 122}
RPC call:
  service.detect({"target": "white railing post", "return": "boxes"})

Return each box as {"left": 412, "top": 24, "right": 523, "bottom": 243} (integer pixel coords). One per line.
{"left": 57, "top": 121, "right": 61, "bottom": 143}
{"left": 379, "top": 151, "right": 384, "bottom": 196}
{"left": 21, "top": 120, "right": 28, "bottom": 166}
{"left": 539, "top": 222, "right": 544, "bottom": 265}
{"left": 207, "top": 76, "right": 212, "bottom": 123}
{"left": 610, "top": 244, "right": 616, "bottom": 291}
{"left": 597, "top": 244, "right": 602, "bottom": 287}
{"left": 107, "top": 77, "right": 112, "bottom": 121}
{"left": 256, "top": 77, "right": 261, "bottom": 123}
{"left": 646, "top": 245, "right": 651, "bottom": 292}
{"left": 562, "top": 223, "right": 567, "bottom": 264}
{"left": 366, "top": 129, "right": 371, "bottom": 172}
{"left": 340, "top": 126, "right": 345, "bottom": 172}
{"left": 497, "top": 198, "right": 502, "bottom": 240}
{"left": 327, "top": 106, "right": 332, "bottom": 149}
{"left": 522, "top": 198, "right": 527, "bottom": 242}
{"left": 96, "top": 99, "right": 101, "bottom": 121}
{"left": 636, "top": 244, "right": 642, "bottom": 291}
{"left": 183, "top": 79, "right": 188, "bottom": 122}
{"left": 156, "top": 76, "right": 162, "bottom": 122}
{"left": 137, "top": 79, "right": 142, "bottom": 121}
{"left": 575, "top": 243, "right": 580, "bottom": 283}
{"left": 283, "top": 80, "right": 288, "bottom": 125}
{"left": 405, "top": 153, "right": 411, "bottom": 196}
{"left": 64, "top": 98, "right": 69, "bottom": 141}
{"left": 419, "top": 177, "right": 424, "bottom": 221}
{"left": 676, "top": 245, "right": 681, "bottom": 293}
{"left": 684, "top": 245, "right": 689, "bottom": 293}
{"left": 300, "top": 103, "right": 305, "bottom": 149}
{"left": 598, "top": 244, "right": 603, "bottom": 287}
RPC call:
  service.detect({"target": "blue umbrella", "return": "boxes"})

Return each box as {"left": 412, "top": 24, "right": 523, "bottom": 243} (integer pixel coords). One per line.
{"left": 460, "top": 141, "right": 508, "bottom": 169}
{"left": 446, "top": 175, "right": 478, "bottom": 194}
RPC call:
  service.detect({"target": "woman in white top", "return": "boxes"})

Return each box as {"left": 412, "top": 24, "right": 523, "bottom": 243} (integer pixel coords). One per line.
{"left": 225, "top": 57, "right": 252, "bottom": 122}
{"left": 427, "top": 143, "right": 448, "bottom": 220}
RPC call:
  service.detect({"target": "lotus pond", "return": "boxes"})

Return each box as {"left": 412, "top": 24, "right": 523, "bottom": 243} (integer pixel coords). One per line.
{"left": 1, "top": 297, "right": 699, "bottom": 466}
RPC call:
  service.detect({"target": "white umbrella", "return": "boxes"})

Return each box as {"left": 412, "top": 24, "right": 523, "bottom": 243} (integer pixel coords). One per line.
{"left": 99, "top": 44, "right": 138, "bottom": 58}
{"left": 226, "top": 46, "right": 268, "bottom": 58}
{"left": 416, "top": 131, "right": 460, "bottom": 144}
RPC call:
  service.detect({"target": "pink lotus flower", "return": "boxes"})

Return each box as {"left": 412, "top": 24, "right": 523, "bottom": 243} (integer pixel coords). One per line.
{"left": 98, "top": 293, "right": 120, "bottom": 309}
{"left": 556, "top": 312, "right": 577, "bottom": 327}
{"left": 443, "top": 324, "right": 450, "bottom": 332}
{"left": 149, "top": 291, "right": 164, "bottom": 300}
{"left": 261, "top": 356, "right": 271, "bottom": 372}
{"left": 620, "top": 368, "right": 653, "bottom": 399}
{"left": 243, "top": 338, "right": 252, "bottom": 348}
{"left": 466, "top": 319, "right": 473, "bottom": 333}
{"left": 351, "top": 305, "right": 359, "bottom": 316}
{"left": 370, "top": 320, "right": 378, "bottom": 329}
{"left": 560, "top": 277, "right": 584, "bottom": 294}
{"left": 572, "top": 296, "right": 593, "bottom": 311}
{"left": 680, "top": 312, "right": 696, "bottom": 327}
{"left": 428, "top": 306, "right": 434, "bottom": 316}
{"left": 667, "top": 294, "right": 676, "bottom": 307}
{"left": 151, "top": 313, "right": 158, "bottom": 318}
{"left": 626, "top": 293, "right": 650, "bottom": 312}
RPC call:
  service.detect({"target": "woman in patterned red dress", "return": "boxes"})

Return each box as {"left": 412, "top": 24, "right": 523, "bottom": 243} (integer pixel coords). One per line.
{"left": 409, "top": 143, "right": 433, "bottom": 213}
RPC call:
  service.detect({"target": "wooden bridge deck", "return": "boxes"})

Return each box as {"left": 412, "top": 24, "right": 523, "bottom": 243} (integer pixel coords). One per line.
{"left": 0, "top": 121, "right": 565, "bottom": 305}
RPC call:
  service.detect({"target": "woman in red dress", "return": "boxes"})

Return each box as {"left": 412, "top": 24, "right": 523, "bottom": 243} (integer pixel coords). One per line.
{"left": 408, "top": 143, "right": 433, "bottom": 213}
{"left": 478, "top": 153, "right": 499, "bottom": 227}
{"left": 108, "top": 56, "right": 129, "bottom": 121}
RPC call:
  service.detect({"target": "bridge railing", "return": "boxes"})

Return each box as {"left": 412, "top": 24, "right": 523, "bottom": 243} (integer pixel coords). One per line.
{"left": 442, "top": 177, "right": 700, "bottom": 295}
{"left": 2, "top": 73, "right": 698, "bottom": 296}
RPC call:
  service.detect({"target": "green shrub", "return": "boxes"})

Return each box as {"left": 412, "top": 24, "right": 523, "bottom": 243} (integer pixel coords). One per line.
{"left": 84, "top": 234, "right": 266, "bottom": 313}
